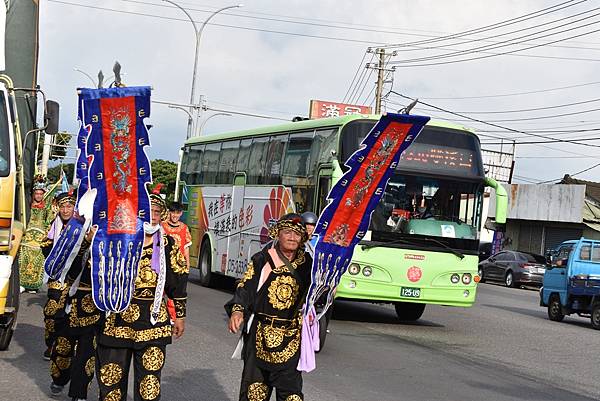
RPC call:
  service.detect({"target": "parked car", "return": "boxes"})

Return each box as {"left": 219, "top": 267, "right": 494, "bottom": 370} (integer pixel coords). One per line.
{"left": 541, "top": 238, "right": 600, "bottom": 329}
{"left": 478, "top": 242, "right": 492, "bottom": 262}
{"left": 478, "top": 250, "right": 547, "bottom": 287}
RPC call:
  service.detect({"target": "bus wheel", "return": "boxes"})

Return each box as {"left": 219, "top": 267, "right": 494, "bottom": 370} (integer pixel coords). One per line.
{"left": 547, "top": 294, "right": 564, "bottom": 322}
{"left": 591, "top": 303, "right": 600, "bottom": 330}
{"left": 394, "top": 302, "right": 425, "bottom": 321}
{"left": 0, "top": 258, "right": 20, "bottom": 350}
{"left": 198, "top": 240, "right": 214, "bottom": 287}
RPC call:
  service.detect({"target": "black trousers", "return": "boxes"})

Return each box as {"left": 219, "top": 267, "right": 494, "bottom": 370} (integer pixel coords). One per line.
{"left": 44, "top": 284, "right": 68, "bottom": 348}
{"left": 50, "top": 328, "right": 96, "bottom": 399}
{"left": 96, "top": 343, "right": 166, "bottom": 401}
{"left": 239, "top": 354, "right": 303, "bottom": 401}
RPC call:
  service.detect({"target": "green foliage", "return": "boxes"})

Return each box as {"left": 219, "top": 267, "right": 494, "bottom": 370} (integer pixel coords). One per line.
{"left": 151, "top": 159, "right": 178, "bottom": 203}
{"left": 50, "top": 132, "right": 72, "bottom": 160}
{"left": 47, "top": 163, "right": 74, "bottom": 184}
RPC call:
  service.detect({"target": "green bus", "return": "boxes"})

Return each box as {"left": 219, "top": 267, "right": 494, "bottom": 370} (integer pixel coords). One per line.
{"left": 176, "top": 114, "right": 508, "bottom": 320}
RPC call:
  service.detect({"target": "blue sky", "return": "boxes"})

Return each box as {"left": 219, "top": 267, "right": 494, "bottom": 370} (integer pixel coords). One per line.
{"left": 39, "top": 0, "right": 600, "bottom": 184}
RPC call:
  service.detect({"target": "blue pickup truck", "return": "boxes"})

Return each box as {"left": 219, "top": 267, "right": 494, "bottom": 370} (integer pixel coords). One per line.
{"left": 540, "top": 238, "right": 600, "bottom": 329}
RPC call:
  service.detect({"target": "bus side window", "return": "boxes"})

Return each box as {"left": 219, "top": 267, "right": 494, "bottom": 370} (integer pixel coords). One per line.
{"left": 236, "top": 138, "right": 252, "bottom": 174}
{"left": 283, "top": 131, "right": 315, "bottom": 213}
{"left": 202, "top": 142, "right": 221, "bottom": 185}
{"left": 314, "top": 128, "right": 338, "bottom": 164}
{"left": 247, "top": 137, "right": 268, "bottom": 185}
{"left": 316, "top": 176, "right": 331, "bottom": 215}
{"left": 217, "top": 140, "right": 240, "bottom": 184}
{"left": 265, "top": 135, "right": 286, "bottom": 185}
{"left": 187, "top": 144, "right": 204, "bottom": 185}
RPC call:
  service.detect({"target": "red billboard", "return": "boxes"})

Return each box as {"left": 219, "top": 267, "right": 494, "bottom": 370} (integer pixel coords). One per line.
{"left": 309, "top": 100, "right": 372, "bottom": 119}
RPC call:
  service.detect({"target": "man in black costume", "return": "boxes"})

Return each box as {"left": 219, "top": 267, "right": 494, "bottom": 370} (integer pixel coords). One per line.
{"left": 95, "top": 193, "right": 188, "bottom": 401}
{"left": 41, "top": 190, "right": 76, "bottom": 360}
{"left": 226, "top": 213, "right": 313, "bottom": 401}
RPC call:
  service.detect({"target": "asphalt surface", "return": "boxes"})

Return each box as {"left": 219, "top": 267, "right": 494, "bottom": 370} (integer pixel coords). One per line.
{"left": 1, "top": 275, "right": 598, "bottom": 401}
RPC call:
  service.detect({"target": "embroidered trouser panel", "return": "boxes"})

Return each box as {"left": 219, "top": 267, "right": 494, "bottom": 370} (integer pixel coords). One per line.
{"left": 44, "top": 284, "right": 68, "bottom": 348}
{"left": 50, "top": 329, "right": 96, "bottom": 399}
{"left": 96, "top": 343, "right": 166, "bottom": 401}
{"left": 239, "top": 357, "right": 303, "bottom": 401}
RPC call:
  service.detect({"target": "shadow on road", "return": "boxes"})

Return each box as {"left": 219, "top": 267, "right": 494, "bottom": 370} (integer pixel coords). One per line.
{"left": 162, "top": 368, "right": 231, "bottom": 401}
{"left": 331, "top": 300, "right": 444, "bottom": 327}
{"left": 5, "top": 322, "right": 58, "bottom": 395}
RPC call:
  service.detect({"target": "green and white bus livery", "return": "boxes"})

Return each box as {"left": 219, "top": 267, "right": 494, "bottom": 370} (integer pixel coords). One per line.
{"left": 177, "top": 114, "right": 508, "bottom": 320}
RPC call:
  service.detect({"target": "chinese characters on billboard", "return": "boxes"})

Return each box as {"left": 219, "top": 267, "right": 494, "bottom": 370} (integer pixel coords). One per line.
{"left": 309, "top": 99, "right": 372, "bottom": 119}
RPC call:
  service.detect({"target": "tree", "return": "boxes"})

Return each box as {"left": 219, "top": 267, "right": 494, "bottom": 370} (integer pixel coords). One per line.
{"left": 150, "top": 159, "right": 178, "bottom": 203}
{"left": 47, "top": 163, "right": 74, "bottom": 184}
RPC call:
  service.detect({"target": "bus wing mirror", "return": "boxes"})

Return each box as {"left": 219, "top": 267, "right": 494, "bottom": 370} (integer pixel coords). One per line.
{"left": 485, "top": 177, "right": 507, "bottom": 224}
{"left": 45, "top": 100, "right": 60, "bottom": 135}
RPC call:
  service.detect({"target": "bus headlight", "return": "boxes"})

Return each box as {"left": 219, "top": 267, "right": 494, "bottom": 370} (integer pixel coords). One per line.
{"left": 348, "top": 263, "right": 360, "bottom": 275}
{"left": 462, "top": 273, "right": 472, "bottom": 285}
{"left": 362, "top": 266, "right": 373, "bottom": 277}
{"left": 463, "top": 290, "right": 470, "bottom": 297}
{"left": 450, "top": 273, "right": 460, "bottom": 284}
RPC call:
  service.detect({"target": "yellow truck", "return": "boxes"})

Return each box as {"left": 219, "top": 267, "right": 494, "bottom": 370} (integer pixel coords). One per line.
{"left": 0, "top": 1, "right": 60, "bottom": 349}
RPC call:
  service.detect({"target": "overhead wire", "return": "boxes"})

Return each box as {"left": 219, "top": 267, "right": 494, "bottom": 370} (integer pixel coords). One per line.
{"left": 342, "top": 51, "right": 368, "bottom": 103}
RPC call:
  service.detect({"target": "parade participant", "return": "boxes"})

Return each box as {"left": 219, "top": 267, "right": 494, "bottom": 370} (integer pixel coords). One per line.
{"left": 301, "top": 211, "right": 318, "bottom": 258}
{"left": 95, "top": 193, "right": 188, "bottom": 401}
{"left": 41, "top": 190, "right": 76, "bottom": 360}
{"left": 49, "top": 225, "right": 100, "bottom": 401}
{"left": 161, "top": 200, "right": 192, "bottom": 321}
{"left": 19, "top": 175, "right": 53, "bottom": 293}
{"left": 226, "top": 213, "right": 312, "bottom": 401}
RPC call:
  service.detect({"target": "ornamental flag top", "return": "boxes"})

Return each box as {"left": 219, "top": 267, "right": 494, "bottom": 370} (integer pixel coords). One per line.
{"left": 305, "top": 113, "right": 430, "bottom": 317}
{"left": 83, "top": 86, "right": 153, "bottom": 313}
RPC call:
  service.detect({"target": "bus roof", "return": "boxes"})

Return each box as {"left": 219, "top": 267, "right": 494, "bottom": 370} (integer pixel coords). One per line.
{"left": 183, "top": 114, "right": 477, "bottom": 146}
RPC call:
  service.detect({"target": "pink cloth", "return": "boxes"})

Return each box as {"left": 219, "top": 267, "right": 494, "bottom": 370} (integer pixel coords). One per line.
{"left": 297, "top": 305, "right": 319, "bottom": 373}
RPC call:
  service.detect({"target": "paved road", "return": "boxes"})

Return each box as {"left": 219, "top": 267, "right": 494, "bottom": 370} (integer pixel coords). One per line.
{"left": 1, "top": 276, "right": 598, "bottom": 401}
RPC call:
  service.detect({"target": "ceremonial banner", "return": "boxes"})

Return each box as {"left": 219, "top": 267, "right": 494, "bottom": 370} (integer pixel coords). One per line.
{"left": 305, "top": 113, "right": 430, "bottom": 317}
{"left": 82, "top": 86, "right": 152, "bottom": 312}
{"left": 75, "top": 98, "right": 91, "bottom": 197}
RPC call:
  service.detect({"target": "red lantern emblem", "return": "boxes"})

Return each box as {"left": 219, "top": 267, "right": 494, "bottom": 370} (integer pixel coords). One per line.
{"left": 407, "top": 266, "right": 422, "bottom": 283}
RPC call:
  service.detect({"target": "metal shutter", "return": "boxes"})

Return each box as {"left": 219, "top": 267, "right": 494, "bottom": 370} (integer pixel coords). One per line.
{"left": 544, "top": 227, "right": 582, "bottom": 252}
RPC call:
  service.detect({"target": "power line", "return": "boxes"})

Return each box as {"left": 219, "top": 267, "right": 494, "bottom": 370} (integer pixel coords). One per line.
{"left": 391, "top": 12, "right": 600, "bottom": 65}
{"left": 389, "top": 91, "right": 600, "bottom": 149}
{"left": 421, "top": 80, "right": 600, "bottom": 100}
{"left": 382, "top": 0, "right": 584, "bottom": 49}
{"left": 538, "top": 161, "right": 600, "bottom": 183}
{"left": 342, "top": 51, "right": 368, "bottom": 103}
{"left": 391, "top": 25, "right": 600, "bottom": 67}
{"left": 48, "top": 0, "right": 600, "bottom": 65}
{"left": 391, "top": 2, "right": 599, "bottom": 56}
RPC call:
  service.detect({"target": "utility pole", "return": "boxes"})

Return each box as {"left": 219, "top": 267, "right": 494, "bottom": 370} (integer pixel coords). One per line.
{"left": 367, "top": 48, "right": 396, "bottom": 114}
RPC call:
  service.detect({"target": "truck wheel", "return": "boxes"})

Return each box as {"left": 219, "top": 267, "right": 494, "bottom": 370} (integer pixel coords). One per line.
{"left": 198, "top": 240, "right": 214, "bottom": 287}
{"left": 0, "top": 327, "right": 13, "bottom": 351}
{"left": 591, "top": 304, "right": 600, "bottom": 330}
{"left": 505, "top": 271, "right": 516, "bottom": 288}
{"left": 394, "top": 302, "right": 426, "bottom": 321}
{"left": 548, "top": 294, "right": 565, "bottom": 322}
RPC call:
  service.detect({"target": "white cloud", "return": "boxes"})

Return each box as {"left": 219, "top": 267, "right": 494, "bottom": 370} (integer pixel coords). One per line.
{"left": 39, "top": 0, "right": 600, "bottom": 182}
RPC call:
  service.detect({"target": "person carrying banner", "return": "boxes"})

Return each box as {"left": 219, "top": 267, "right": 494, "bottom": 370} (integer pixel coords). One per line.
{"left": 301, "top": 211, "right": 318, "bottom": 258}
{"left": 95, "top": 193, "right": 188, "bottom": 401}
{"left": 19, "top": 175, "right": 53, "bottom": 293}
{"left": 49, "top": 225, "right": 100, "bottom": 401}
{"left": 41, "top": 190, "right": 76, "bottom": 360}
{"left": 226, "top": 213, "right": 313, "bottom": 401}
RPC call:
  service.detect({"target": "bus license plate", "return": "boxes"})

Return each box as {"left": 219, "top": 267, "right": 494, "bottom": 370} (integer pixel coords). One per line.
{"left": 401, "top": 287, "right": 421, "bottom": 298}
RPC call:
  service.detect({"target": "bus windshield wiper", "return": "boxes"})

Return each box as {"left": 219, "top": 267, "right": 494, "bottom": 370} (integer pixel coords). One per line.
{"left": 417, "top": 237, "right": 464, "bottom": 259}
{"left": 361, "top": 237, "right": 464, "bottom": 259}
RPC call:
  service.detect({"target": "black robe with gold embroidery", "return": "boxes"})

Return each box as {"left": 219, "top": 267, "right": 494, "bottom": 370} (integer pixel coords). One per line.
{"left": 226, "top": 246, "right": 312, "bottom": 372}
{"left": 97, "top": 234, "right": 188, "bottom": 349}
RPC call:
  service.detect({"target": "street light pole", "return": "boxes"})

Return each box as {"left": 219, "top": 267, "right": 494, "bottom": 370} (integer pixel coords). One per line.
{"left": 199, "top": 112, "right": 231, "bottom": 133}
{"left": 73, "top": 67, "right": 97, "bottom": 87}
{"left": 162, "top": 1, "right": 243, "bottom": 138}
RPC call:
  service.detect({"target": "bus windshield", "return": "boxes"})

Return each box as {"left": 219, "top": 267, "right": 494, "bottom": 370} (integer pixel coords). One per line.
{"left": 369, "top": 174, "right": 482, "bottom": 241}
{"left": 0, "top": 93, "right": 9, "bottom": 177}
